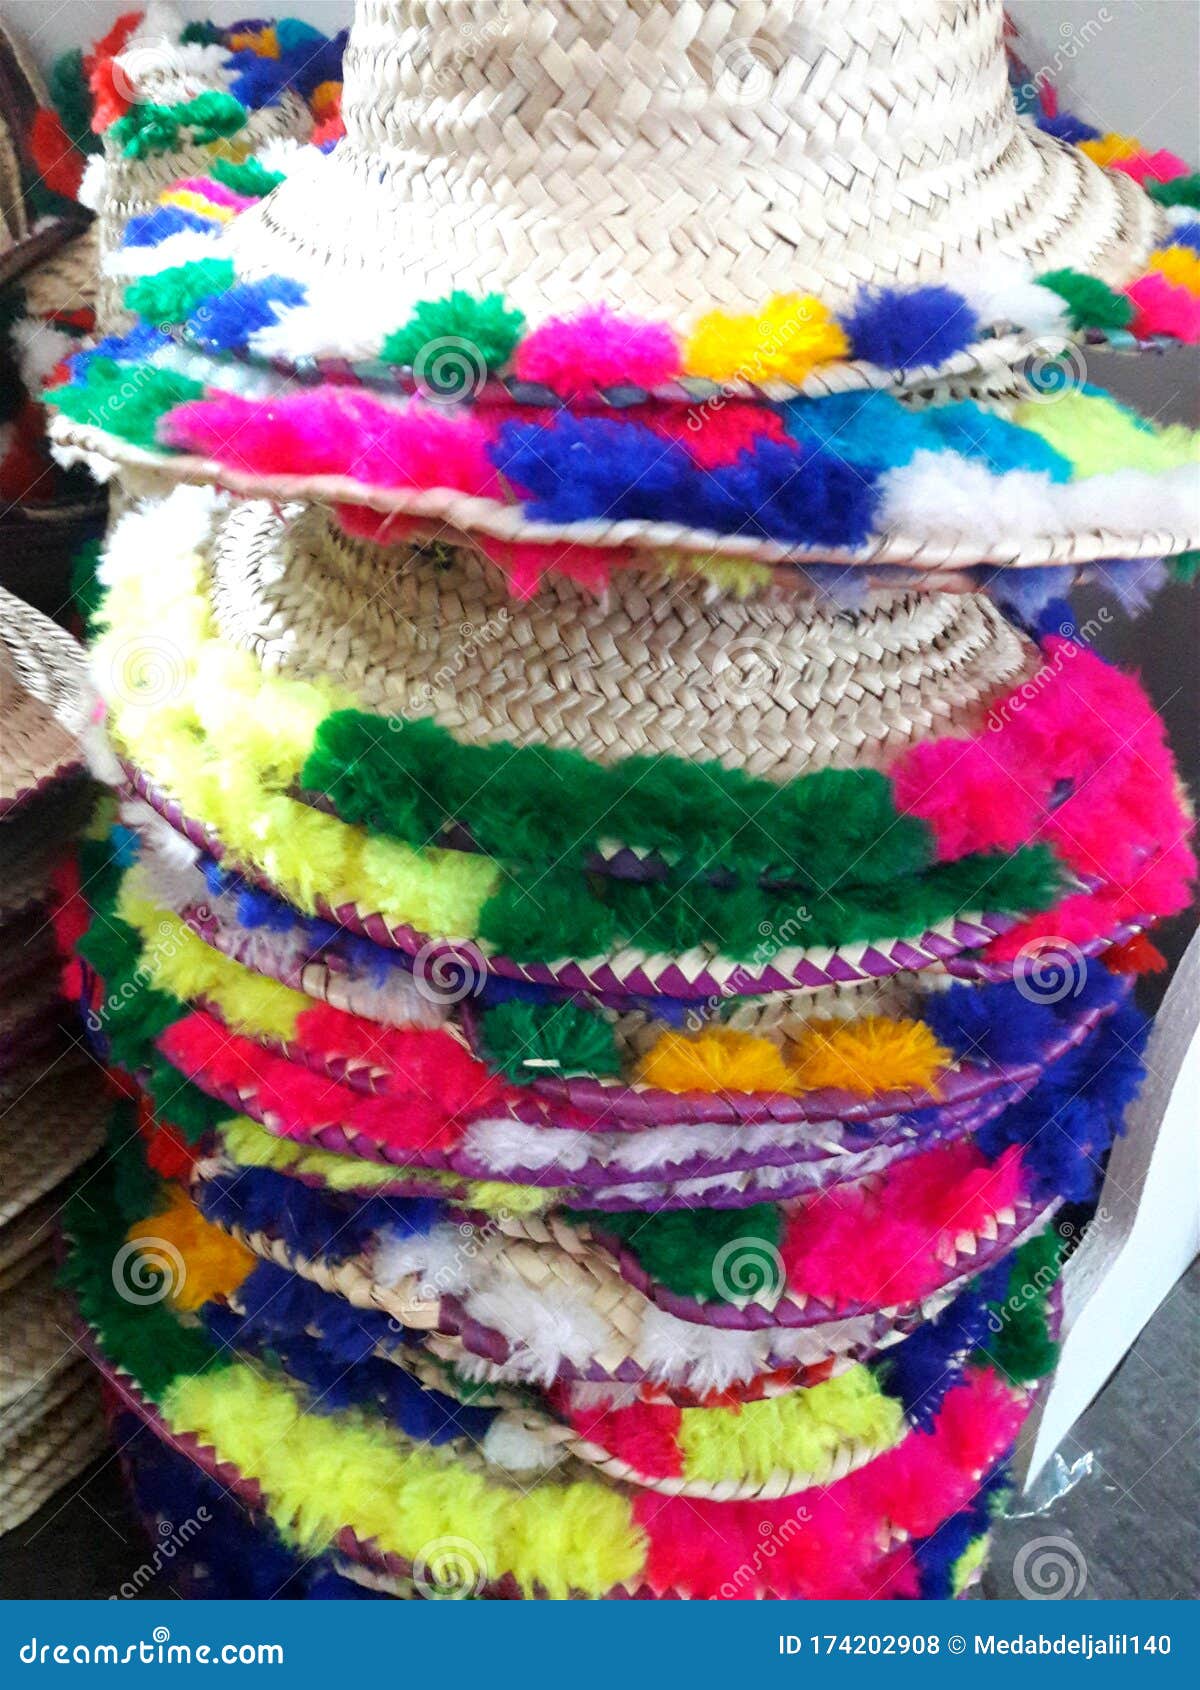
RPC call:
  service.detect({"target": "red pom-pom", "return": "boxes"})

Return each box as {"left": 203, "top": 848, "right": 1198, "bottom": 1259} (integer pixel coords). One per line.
{"left": 1104, "top": 932, "right": 1168, "bottom": 975}
{"left": 30, "top": 108, "right": 84, "bottom": 198}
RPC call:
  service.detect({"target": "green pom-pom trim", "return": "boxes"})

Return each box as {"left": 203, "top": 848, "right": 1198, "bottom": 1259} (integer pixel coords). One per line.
{"left": 1037, "top": 268, "right": 1134, "bottom": 332}
{"left": 1170, "top": 550, "right": 1200, "bottom": 584}
{"left": 568, "top": 1204, "right": 785, "bottom": 1304}
{"left": 1147, "top": 172, "right": 1200, "bottom": 210}
{"left": 979, "top": 1229, "right": 1064, "bottom": 1384}
{"left": 302, "top": 710, "right": 935, "bottom": 889}
{"left": 474, "top": 844, "right": 1061, "bottom": 965}
{"left": 300, "top": 708, "right": 1062, "bottom": 961}
{"left": 181, "top": 21, "right": 225, "bottom": 46}
{"left": 125, "top": 258, "right": 236, "bottom": 326}
{"left": 107, "top": 1099, "right": 162, "bottom": 1223}
{"left": 111, "top": 92, "right": 247, "bottom": 159}
{"left": 74, "top": 857, "right": 230, "bottom": 1144}
{"left": 69, "top": 538, "right": 104, "bottom": 636}
{"left": 478, "top": 999, "right": 622, "bottom": 1084}
{"left": 209, "top": 156, "right": 285, "bottom": 198}
{"left": 48, "top": 48, "right": 101, "bottom": 156}
{"left": 60, "top": 1151, "right": 230, "bottom": 1403}
{"left": 380, "top": 290, "right": 526, "bottom": 386}
{"left": 48, "top": 359, "right": 204, "bottom": 451}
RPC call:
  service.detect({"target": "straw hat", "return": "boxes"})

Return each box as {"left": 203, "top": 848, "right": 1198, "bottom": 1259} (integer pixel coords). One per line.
{"left": 78, "top": 0, "right": 1200, "bottom": 382}
{"left": 83, "top": 832, "right": 1137, "bottom": 1202}
{"left": 0, "top": 1063, "right": 108, "bottom": 1227}
{"left": 0, "top": 1258, "right": 105, "bottom": 1534}
{"left": 84, "top": 487, "right": 1194, "bottom": 997}
{"left": 0, "top": 589, "right": 92, "bottom": 815}
{"left": 0, "top": 22, "right": 91, "bottom": 287}
{"left": 46, "top": 3, "right": 1200, "bottom": 582}
{"left": 68, "top": 1141, "right": 1053, "bottom": 1597}
{"left": 81, "top": 3, "right": 345, "bottom": 336}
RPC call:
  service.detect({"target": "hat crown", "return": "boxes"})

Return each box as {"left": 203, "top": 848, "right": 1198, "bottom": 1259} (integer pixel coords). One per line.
{"left": 339, "top": 0, "right": 1021, "bottom": 298}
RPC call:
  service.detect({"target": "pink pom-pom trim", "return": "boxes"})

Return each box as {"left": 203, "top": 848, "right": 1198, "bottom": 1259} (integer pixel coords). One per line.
{"left": 170, "top": 175, "right": 256, "bottom": 211}
{"left": 1125, "top": 272, "right": 1200, "bottom": 342}
{"left": 1107, "top": 148, "right": 1191, "bottom": 185}
{"left": 513, "top": 307, "right": 681, "bottom": 397}
{"left": 161, "top": 388, "right": 502, "bottom": 496}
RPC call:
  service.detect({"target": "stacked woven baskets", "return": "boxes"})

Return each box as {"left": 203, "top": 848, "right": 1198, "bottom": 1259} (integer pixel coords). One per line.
{"left": 47, "top": 1, "right": 1197, "bottom": 1599}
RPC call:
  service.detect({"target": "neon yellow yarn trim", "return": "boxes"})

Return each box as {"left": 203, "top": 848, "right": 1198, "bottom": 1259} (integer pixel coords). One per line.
{"left": 951, "top": 1532, "right": 991, "bottom": 1595}
{"left": 163, "top": 1365, "right": 645, "bottom": 1597}
{"left": 677, "top": 1367, "right": 905, "bottom": 1485}
{"left": 118, "top": 870, "right": 306, "bottom": 1043}
{"left": 1013, "top": 390, "right": 1200, "bottom": 478}
{"left": 637, "top": 1018, "right": 950, "bottom": 1100}
{"left": 95, "top": 542, "right": 499, "bottom": 937}
{"left": 216, "top": 1114, "right": 560, "bottom": 1215}
{"left": 683, "top": 294, "right": 849, "bottom": 384}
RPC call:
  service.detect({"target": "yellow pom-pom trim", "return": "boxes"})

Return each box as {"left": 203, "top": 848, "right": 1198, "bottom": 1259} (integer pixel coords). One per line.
{"left": 118, "top": 870, "right": 306, "bottom": 1042}
{"left": 678, "top": 1367, "right": 905, "bottom": 1484}
{"left": 227, "top": 26, "right": 279, "bottom": 57}
{"left": 637, "top": 1028, "right": 797, "bottom": 1094}
{"left": 158, "top": 188, "right": 237, "bottom": 224}
{"left": 1079, "top": 133, "right": 1142, "bottom": 168}
{"left": 95, "top": 530, "right": 500, "bottom": 941}
{"left": 635, "top": 1017, "right": 950, "bottom": 1099}
{"left": 309, "top": 80, "right": 341, "bottom": 121}
{"left": 788, "top": 1016, "right": 950, "bottom": 1098}
{"left": 683, "top": 294, "right": 849, "bottom": 385}
{"left": 1149, "top": 246, "right": 1200, "bottom": 295}
{"left": 1014, "top": 390, "right": 1200, "bottom": 477}
{"left": 951, "top": 1533, "right": 992, "bottom": 1595}
{"left": 126, "top": 1186, "right": 257, "bottom": 1312}
{"left": 216, "top": 1114, "right": 559, "bottom": 1214}
{"left": 164, "top": 1366, "right": 644, "bottom": 1595}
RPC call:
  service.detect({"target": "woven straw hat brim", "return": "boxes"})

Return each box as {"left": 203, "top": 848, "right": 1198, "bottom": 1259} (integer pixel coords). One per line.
{"left": 82, "top": 1319, "right": 1034, "bottom": 1598}
{"left": 89, "top": 2, "right": 1195, "bottom": 400}
{"left": 201, "top": 1159, "right": 1053, "bottom": 1345}
{"left": 0, "top": 1064, "right": 109, "bottom": 1226}
{"left": 1, "top": 1266, "right": 89, "bottom": 1416}
{"left": 49, "top": 411, "right": 1200, "bottom": 580}
{"left": 0, "top": 590, "right": 91, "bottom": 814}
{"left": 0, "top": 1191, "right": 60, "bottom": 1287}
{"left": 0, "top": 1372, "right": 105, "bottom": 1535}
{"left": 204, "top": 499, "right": 1040, "bottom": 777}
{"left": 0, "top": 1257, "right": 105, "bottom": 1532}
{"left": 120, "top": 764, "right": 1032, "bottom": 998}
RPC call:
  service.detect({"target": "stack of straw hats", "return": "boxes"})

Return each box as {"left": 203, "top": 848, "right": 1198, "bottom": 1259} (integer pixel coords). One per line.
{"left": 47, "top": 1, "right": 1197, "bottom": 1599}
{"left": 0, "top": 19, "right": 109, "bottom": 1536}
{"left": 1, "top": 18, "right": 106, "bottom": 615}
{"left": 0, "top": 3, "right": 344, "bottom": 1540}
{"left": 0, "top": 595, "right": 109, "bottom": 1534}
